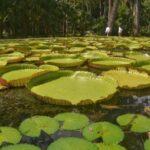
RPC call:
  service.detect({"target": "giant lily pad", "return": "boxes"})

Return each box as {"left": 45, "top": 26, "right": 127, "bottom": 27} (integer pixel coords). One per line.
{"left": 144, "top": 139, "right": 150, "bottom": 150}
{"left": 41, "top": 55, "right": 85, "bottom": 67}
{"left": 116, "top": 114, "right": 150, "bottom": 133}
{"left": 0, "top": 52, "right": 25, "bottom": 63}
{"left": 39, "top": 65, "right": 59, "bottom": 71}
{"left": 103, "top": 69, "right": 150, "bottom": 89}
{"left": 0, "top": 127, "right": 21, "bottom": 145}
{"left": 28, "top": 71, "right": 118, "bottom": 105}
{"left": 97, "top": 143, "right": 126, "bottom": 150}
{"left": 0, "top": 144, "right": 40, "bottom": 150}
{"left": 0, "top": 64, "right": 44, "bottom": 87}
{"left": 47, "top": 137, "right": 98, "bottom": 150}
{"left": 138, "top": 64, "right": 150, "bottom": 73}
{"left": 82, "top": 122, "right": 124, "bottom": 144}
{"left": 54, "top": 112, "right": 89, "bottom": 130}
{"left": 89, "top": 57, "right": 134, "bottom": 69}
{"left": 19, "top": 116, "right": 59, "bottom": 137}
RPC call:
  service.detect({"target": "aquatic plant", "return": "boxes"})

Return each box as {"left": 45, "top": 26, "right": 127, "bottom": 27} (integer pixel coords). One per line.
{"left": 47, "top": 137, "right": 98, "bottom": 150}
{"left": 54, "top": 112, "right": 89, "bottom": 130}
{"left": 28, "top": 71, "right": 118, "bottom": 105}
{"left": 19, "top": 116, "right": 59, "bottom": 137}
{"left": 0, "top": 144, "right": 40, "bottom": 150}
{"left": 82, "top": 122, "right": 124, "bottom": 144}
{"left": 103, "top": 69, "right": 150, "bottom": 89}
{"left": 0, "top": 127, "right": 21, "bottom": 145}
{"left": 117, "top": 114, "right": 150, "bottom": 133}
{"left": 144, "top": 139, "right": 150, "bottom": 150}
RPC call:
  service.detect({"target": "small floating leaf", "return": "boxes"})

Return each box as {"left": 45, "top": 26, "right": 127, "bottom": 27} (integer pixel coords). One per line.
{"left": 0, "top": 127, "right": 21, "bottom": 145}
{"left": 144, "top": 139, "right": 150, "bottom": 150}
{"left": 54, "top": 112, "right": 89, "bottom": 130}
{"left": 117, "top": 114, "right": 150, "bottom": 133}
{"left": 19, "top": 116, "right": 59, "bottom": 137}
{"left": 97, "top": 143, "right": 126, "bottom": 150}
{"left": 82, "top": 122, "right": 124, "bottom": 144}
{"left": 47, "top": 137, "right": 98, "bottom": 150}
{"left": 0, "top": 144, "right": 40, "bottom": 150}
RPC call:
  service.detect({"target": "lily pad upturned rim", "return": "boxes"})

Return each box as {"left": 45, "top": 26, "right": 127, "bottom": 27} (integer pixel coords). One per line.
{"left": 102, "top": 69, "right": 150, "bottom": 89}
{"left": 27, "top": 71, "right": 118, "bottom": 105}
{"left": 54, "top": 112, "right": 89, "bottom": 130}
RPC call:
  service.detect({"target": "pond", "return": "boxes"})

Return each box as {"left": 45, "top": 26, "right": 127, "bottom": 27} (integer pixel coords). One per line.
{"left": 0, "top": 37, "right": 150, "bottom": 150}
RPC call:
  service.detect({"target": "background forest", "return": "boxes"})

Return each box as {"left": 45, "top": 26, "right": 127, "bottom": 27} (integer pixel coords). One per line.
{"left": 0, "top": 0, "right": 149, "bottom": 38}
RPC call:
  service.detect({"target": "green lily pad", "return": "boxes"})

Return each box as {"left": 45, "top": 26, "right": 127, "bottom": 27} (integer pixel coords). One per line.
{"left": 47, "top": 137, "right": 98, "bottom": 150}
{"left": 0, "top": 64, "right": 44, "bottom": 87}
{"left": 117, "top": 114, "right": 150, "bottom": 133}
{"left": 144, "top": 139, "right": 150, "bottom": 150}
{"left": 42, "top": 55, "right": 85, "bottom": 67}
{"left": 0, "top": 144, "right": 40, "bottom": 150}
{"left": 138, "top": 64, "right": 150, "bottom": 73}
{"left": 54, "top": 112, "right": 89, "bottom": 130}
{"left": 28, "top": 71, "right": 118, "bottom": 105}
{"left": 82, "top": 122, "right": 124, "bottom": 144}
{"left": 39, "top": 65, "right": 59, "bottom": 71}
{"left": 0, "top": 61, "right": 7, "bottom": 68}
{"left": 0, "top": 52, "right": 25, "bottom": 63}
{"left": 97, "top": 143, "right": 126, "bottom": 150}
{"left": 89, "top": 57, "right": 134, "bottom": 69}
{"left": 0, "top": 127, "right": 21, "bottom": 145}
{"left": 19, "top": 116, "right": 59, "bottom": 137}
{"left": 103, "top": 69, "right": 150, "bottom": 89}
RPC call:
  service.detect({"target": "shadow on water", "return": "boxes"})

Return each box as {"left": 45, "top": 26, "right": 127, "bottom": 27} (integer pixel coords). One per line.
{"left": 0, "top": 86, "right": 149, "bottom": 150}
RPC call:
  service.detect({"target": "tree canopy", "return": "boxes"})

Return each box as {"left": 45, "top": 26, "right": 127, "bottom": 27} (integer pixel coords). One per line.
{"left": 0, "top": 0, "right": 149, "bottom": 38}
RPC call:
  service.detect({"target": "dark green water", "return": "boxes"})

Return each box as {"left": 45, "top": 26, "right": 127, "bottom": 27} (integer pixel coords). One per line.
{"left": 0, "top": 87, "right": 149, "bottom": 150}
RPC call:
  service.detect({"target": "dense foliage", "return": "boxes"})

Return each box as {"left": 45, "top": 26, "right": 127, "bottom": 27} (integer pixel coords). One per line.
{"left": 0, "top": 0, "right": 149, "bottom": 38}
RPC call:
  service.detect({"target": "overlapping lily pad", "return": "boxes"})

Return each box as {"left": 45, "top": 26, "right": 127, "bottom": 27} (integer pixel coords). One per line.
{"left": 0, "top": 64, "right": 44, "bottom": 87}
{"left": 103, "top": 69, "right": 150, "bottom": 89}
{"left": 0, "top": 127, "right": 21, "bottom": 145}
{"left": 0, "top": 144, "right": 40, "bottom": 150}
{"left": 89, "top": 57, "right": 134, "bottom": 69}
{"left": 82, "top": 122, "right": 124, "bottom": 144}
{"left": 28, "top": 71, "right": 118, "bottom": 105}
{"left": 54, "top": 112, "right": 89, "bottom": 130}
{"left": 19, "top": 116, "right": 59, "bottom": 137}
{"left": 116, "top": 114, "right": 150, "bottom": 133}
{"left": 47, "top": 137, "right": 98, "bottom": 150}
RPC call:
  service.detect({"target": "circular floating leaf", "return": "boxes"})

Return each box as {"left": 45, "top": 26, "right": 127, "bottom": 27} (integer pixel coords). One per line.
{"left": 89, "top": 57, "right": 134, "bottom": 69}
{"left": 0, "top": 60, "right": 7, "bottom": 68}
{"left": 0, "top": 64, "right": 44, "bottom": 87}
{"left": 82, "top": 122, "right": 124, "bottom": 144}
{"left": 28, "top": 71, "right": 118, "bottom": 105}
{"left": 42, "top": 55, "right": 85, "bottom": 67}
{"left": 0, "top": 127, "right": 21, "bottom": 145}
{"left": 0, "top": 144, "right": 40, "bottom": 150}
{"left": 19, "top": 116, "right": 59, "bottom": 137}
{"left": 117, "top": 114, "right": 150, "bottom": 133}
{"left": 39, "top": 65, "right": 59, "bottom": 71}
{"left": 144, "top": 139, "right": 150, "bottom": 150}
{"left": 47, "top": 137, "right": 98, "bottom": 150}
{"left": 97, "top": 143, "right": 126, "bottom": 150}
{"left": 138, "top": 64, "right": 150, "bottom": 73}
{"left": 54, "top": 112, "right": 89, "bottom": 130}
{"left": 103, "top": 69, "right": 150, "bottom": 89}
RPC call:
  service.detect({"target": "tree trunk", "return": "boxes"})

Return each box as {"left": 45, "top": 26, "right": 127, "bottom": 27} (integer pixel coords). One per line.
{"left": 133, "top": 0, "right": 140, "bottom": 36}
{"left": 108, "top": 0, "right": 113, "bottom": 18}
{"left": 107, "top": 0, "right": 120, "bottom": 34}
